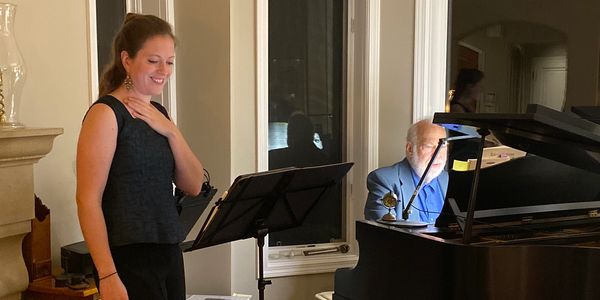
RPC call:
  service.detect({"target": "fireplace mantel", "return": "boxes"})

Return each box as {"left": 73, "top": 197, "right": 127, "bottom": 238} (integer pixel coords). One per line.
{"left": 0, "top": 127, "right": 62, "bottom": 300}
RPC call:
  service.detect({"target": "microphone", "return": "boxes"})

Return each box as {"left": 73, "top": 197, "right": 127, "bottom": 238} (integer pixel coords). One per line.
{"left": 377, "top": 190, "right": 427, "bottom": 228}
{"left": 380, "top": 192, "right": 399, "bottom": 221}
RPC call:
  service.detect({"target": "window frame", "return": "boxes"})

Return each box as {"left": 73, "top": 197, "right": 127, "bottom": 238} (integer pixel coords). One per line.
{"left": 412, "top": 0, "right": 449, "bottom": 120}
{"left": 256, "top": 0, "right": 381, "bottom": 278}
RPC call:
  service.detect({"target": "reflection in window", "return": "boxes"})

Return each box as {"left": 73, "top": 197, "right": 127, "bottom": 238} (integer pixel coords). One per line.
{"left": 267, "top": 122, "right": 325, "bottom": 150}
{"left": 96, "top": 0, "right": 125, "bottom": 79}
{"left": 314, "top": 132, "right": 323, "bottom": 150}
{"left": 452, "top": 18, "right": 567, "bottom": 113}
{"left": 267, "top": 0, "right": 346, "bottom": 247}
{"left": 268, "top": 122, "right": 288, "bottom": 150}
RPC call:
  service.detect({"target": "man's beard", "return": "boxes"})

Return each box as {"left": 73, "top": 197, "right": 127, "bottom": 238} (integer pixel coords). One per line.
{"left": 408, "top": 155, "right": 444, "bottom": 184}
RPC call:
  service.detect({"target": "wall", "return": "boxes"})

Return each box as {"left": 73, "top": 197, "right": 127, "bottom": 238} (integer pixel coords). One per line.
{"left": 11, "top": 0, "right": 90, "bottom": 265}
{"left": 452, "top": 0, "right": 600, "bottom": 109}
{"left": 377, "top": 0, "right": 415, "bottom": 167}
{"left": 229, "top": 0, "right": 259, "bottom": 297}
{"left": 175, "top": 0, "right": 233, "bottom": 295}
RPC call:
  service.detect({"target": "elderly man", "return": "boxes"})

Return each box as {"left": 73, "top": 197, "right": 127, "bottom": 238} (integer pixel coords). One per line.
{"left": 364, "top": 119, "right": 448, "bottom": 224}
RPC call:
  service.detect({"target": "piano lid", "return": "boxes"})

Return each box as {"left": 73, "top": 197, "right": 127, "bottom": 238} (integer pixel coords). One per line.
{"left": 433, "top": 104, "right": 600, "bottom": 175}
{"left": 572, "top": 106, "right": 600, "bottom": 125}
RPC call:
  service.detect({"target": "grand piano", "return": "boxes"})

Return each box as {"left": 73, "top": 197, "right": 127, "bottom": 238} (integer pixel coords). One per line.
{"left": 334, "top": 105, "right": 600, "bottom": 300}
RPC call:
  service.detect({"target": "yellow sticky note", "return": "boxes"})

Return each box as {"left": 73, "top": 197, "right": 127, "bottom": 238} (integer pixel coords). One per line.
{"left": 452, "top": 160, "right": 470, "bottom": 171}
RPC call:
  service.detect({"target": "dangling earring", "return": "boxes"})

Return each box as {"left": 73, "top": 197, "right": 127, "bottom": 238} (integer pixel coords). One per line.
{"left": 124, "top": 74, "right": 134, "bottom": 90}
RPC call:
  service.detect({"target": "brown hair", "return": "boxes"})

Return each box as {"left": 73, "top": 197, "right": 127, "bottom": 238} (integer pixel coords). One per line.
{"left": 98, "top": 13, "right": 176, "bottom": 97}
{"left": 451, "top": 68, "right": 484, "bottom": 104}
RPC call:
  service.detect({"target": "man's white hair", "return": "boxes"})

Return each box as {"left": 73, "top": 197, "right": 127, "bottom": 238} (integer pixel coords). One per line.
{"left": 406, "top": 118, "right": 435, "bottom": 154}
{"left": 405, "top": 118, "right": 447, "bottom": 184}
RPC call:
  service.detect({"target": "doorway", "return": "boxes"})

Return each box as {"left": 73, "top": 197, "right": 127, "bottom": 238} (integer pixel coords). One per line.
{"left": 530, "top": 56, "right": 567, "bottom": 111}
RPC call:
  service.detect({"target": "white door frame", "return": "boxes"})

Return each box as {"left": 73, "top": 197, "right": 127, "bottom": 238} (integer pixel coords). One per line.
{"left": 86, "top": 0, "right": 99, "bottom": 104}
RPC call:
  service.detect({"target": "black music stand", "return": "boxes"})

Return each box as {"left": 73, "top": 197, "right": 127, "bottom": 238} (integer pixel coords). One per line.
{"left": 182, "top": 162, "right": 353, "bottom": 300}
{"left": 177, "top": 186, "right": 218, "bottom": 238}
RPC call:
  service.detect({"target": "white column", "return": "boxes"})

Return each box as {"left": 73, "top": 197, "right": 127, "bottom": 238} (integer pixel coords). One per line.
{"left": 413, "top": 0, "right": 449, "bottom": 121}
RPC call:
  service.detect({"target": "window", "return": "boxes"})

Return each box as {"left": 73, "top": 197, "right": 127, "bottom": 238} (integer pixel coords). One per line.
{"left": 258, "top": 0, "right": 380, "bottom": 277}
{"left": 267, "top": 0, "right": 346, "bottom": 247}
{"left": 96, "top": 0, "right": 126, "bottom": 80}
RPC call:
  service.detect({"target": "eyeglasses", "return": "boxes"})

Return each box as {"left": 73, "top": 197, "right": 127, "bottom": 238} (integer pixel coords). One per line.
{"left": 418, "top": 142, "right": 447, "bottom": 154}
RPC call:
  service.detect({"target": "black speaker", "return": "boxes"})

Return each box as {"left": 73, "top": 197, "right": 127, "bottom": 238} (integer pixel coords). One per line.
{"left": 61, "top": 241, "right": 94, "bottom": 276}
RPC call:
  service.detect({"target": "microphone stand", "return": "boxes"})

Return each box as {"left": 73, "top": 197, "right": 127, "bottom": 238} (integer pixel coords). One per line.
{"left": 401, "top": 138, "right": 446, "bottom": 222}
{"left": 401, "top": 135, "right": 478, "bottom": 223}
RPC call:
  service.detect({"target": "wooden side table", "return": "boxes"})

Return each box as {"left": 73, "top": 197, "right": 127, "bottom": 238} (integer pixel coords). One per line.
{"left": 23, "top": 277, "right": 99, "bottom": 300}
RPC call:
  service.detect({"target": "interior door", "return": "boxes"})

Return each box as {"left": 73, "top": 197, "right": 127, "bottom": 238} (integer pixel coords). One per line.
{"left": 458, "top": 44, "right": 480, "bottom": 70}
{"left": 531, "top": 56, "right": 567, "bottom": 111}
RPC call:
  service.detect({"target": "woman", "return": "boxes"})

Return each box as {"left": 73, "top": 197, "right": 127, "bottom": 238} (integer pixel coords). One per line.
{"left": 450, "top": 68, "right": 484, "bottom": 113}
{"left": 76, "top": 13, "right": 203, "bottom": 300}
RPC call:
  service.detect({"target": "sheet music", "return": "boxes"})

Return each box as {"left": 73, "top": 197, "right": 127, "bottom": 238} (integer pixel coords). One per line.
{"left": 452, "top": 145, "right": 526, "bottom": 171}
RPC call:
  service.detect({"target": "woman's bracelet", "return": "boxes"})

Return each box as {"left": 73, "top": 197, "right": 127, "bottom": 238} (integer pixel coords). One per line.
{"left": 99, "top": 271, "right": 117, "bottom": 281}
